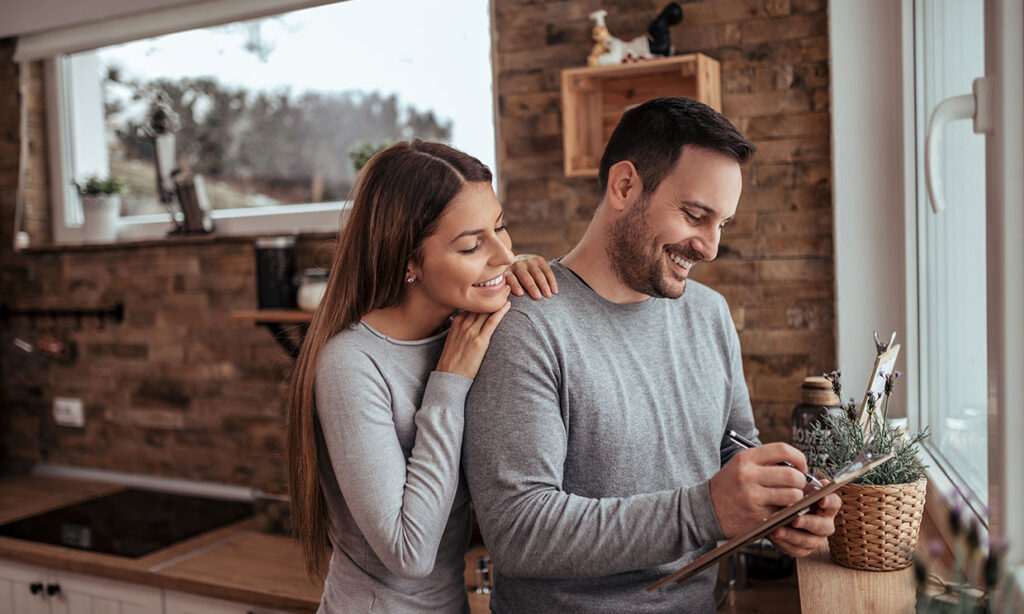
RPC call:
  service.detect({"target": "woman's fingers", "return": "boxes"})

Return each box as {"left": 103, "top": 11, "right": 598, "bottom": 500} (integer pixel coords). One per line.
{"left": 478, "top": 301, "right": 511, "bottom": 339}
{"left": 504, "top": 270, "right": 525, "bottom": 297}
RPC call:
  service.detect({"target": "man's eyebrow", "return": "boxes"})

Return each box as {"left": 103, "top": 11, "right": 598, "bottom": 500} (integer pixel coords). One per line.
{"left": 449, "top": 211, "right": 505, "bottom": 244}
{"left": 678, "top": 200, "right": 734, "bottom": 223}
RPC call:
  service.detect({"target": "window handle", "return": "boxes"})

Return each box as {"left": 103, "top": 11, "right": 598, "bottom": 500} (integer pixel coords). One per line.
{"left": 925, "top": 77, "right": 993, "bottom": 214}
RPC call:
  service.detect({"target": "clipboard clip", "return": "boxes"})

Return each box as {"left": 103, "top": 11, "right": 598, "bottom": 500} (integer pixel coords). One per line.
{"left": 833, "top": 433, "right": 879, "bottom": 481}
{"left": 873, "top": 330, "right": 897, "bottom": 356}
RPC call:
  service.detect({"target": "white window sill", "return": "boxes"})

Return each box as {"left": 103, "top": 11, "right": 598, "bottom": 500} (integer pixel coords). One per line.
{"left": 45, "top": 201, "right": 348, "bottom": 249}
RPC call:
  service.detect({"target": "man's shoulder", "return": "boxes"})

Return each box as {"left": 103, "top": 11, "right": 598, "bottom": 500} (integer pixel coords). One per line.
{"left": 680, "top": 279, "right": 729, "bottom": 310}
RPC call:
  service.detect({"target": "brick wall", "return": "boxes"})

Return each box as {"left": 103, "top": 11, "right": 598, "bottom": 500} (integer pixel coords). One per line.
{"left": 0, "top": 0, "right": 834, "bottom": 482}
{"left": 493, "top": 0, "right": 835, "bottom": 442}
{"left": 0, "top": 39, "right": 331, "bottom": 486}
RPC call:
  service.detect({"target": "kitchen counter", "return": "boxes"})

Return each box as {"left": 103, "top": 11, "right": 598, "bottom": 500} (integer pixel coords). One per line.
{"left": 0, "top": 475, "right": 492, "bottom": 613}
{"left": 0, "top": 475, "right": 321, "bottom": 612}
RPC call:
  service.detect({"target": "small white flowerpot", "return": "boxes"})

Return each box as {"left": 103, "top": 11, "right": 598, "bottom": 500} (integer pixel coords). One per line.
{"left": 81, "top": 194, "right": 121, "bottom": 243}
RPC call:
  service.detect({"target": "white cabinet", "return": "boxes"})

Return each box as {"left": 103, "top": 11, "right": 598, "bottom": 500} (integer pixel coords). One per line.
{"left": 0, "top": 560, "right": 291, "bottom": 614}
{"left": 164, "top": 590, "right": 290, "bottom": 614}
{"left": 0, "top": 560, "right": 162, "bottom": 614}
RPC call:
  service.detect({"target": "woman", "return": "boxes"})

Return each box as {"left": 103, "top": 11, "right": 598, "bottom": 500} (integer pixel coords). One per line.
{"left": 286, "top": 140, "right": 555, "bottom": 613}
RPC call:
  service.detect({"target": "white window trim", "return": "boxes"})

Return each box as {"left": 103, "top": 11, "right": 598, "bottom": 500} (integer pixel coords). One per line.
{"left": 29, "top": 0, "right": 346, "bottom": 246}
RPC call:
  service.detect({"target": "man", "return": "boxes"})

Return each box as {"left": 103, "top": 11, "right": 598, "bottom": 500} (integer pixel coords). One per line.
{"left": 463, "top": 97, "right": 840, "bottom": 613}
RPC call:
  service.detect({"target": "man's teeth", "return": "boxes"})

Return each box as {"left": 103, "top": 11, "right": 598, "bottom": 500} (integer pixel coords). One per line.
{"left": 473, "top": 275, "right": 505, "bottom": 287}
{"left": 668, "top": 252, "right": 694, "bottom": 270}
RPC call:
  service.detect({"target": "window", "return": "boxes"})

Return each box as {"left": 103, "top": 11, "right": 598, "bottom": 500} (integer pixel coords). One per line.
{"left": 833, "top": 0, "right": 1024, "bottom": 564}
{"left": 32, "top": 0, "right": 495, "bottom": 244}
{"left": 912, "top": 0, "right": 988, "bottom": 513}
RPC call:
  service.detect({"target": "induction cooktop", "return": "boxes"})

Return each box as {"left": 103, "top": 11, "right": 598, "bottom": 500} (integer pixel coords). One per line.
{"left": 0, "top": 488, "right": 255, "bottom": 558}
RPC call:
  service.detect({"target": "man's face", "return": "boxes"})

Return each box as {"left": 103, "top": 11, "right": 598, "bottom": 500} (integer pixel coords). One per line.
{"left": 606, "top": 146, "right": 743, "bottom": 299}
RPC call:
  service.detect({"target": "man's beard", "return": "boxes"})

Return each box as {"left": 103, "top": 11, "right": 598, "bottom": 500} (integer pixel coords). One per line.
{"left": 605, "top": 195, "right": 688, "bottom": 299}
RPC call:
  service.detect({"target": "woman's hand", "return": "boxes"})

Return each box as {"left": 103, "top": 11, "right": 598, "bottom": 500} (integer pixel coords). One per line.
{"left": 435, "top": 301, "right": 512, "bottom": 380}
{"left": 505, "top": 254, "right": 558, "bottom": 299}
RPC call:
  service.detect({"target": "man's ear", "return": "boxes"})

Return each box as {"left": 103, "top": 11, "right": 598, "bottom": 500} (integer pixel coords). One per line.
{"left": 604, "top": 160, "right": 643, "bottom": 212}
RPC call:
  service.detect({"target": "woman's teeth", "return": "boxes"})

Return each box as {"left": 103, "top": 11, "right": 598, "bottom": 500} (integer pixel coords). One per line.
{"left": 473, "top": 274, "right": 505, "bottom": 287}
{"left": 668, "top": 252, "right": 694, "bottom": 270}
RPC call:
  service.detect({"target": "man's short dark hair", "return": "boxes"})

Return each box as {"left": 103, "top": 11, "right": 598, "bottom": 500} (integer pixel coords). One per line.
{"left": 598, "top": 97, "right": 756, "bottom": 196}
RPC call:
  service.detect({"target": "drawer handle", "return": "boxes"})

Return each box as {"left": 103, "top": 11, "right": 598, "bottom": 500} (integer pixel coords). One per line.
{"left": 46, "top": 583, "right": 61, "bottom": 596}
{"left": 29, "top": 582, "right": 43, "bottom": 595}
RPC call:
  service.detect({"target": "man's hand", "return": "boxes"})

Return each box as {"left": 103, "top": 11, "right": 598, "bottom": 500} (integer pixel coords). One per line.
{"left": 768, "top": 485, "right": 841, "bottom": 558}
{"left": 709, "top": 443, "right": 811, "bottom": 538}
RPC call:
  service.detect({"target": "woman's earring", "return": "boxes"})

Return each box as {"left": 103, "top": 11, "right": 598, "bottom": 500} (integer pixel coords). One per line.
{"left": 406, "top": 275, "right": 415, "bottom": 283}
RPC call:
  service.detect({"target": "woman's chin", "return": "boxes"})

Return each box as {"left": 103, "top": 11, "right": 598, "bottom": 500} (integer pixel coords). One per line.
{"left": 459, "top": 292, "right": 508, "bottom": 314}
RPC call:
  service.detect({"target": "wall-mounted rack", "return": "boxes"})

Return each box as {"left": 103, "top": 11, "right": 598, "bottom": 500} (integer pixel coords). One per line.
{"left": 0, "top": 302, "right": 125, "bottom": 329}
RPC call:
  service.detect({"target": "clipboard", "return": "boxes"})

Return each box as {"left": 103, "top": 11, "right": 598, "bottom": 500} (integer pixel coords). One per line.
{"left": 856, "top": 343, "right": 901, "bottom": 431}
{"left": 646, "top": 452, "right": 893, "bottom": 591}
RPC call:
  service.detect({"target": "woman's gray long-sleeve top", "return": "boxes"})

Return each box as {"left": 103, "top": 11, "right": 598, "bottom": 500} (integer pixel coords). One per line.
{"left": 314, "top": 322, "right": 472, "bottom": 613}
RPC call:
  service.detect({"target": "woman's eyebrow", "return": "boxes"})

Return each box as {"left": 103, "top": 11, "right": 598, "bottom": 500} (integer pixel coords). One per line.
{"left": 449, "top": 211, "right": 505, "bottom": 243}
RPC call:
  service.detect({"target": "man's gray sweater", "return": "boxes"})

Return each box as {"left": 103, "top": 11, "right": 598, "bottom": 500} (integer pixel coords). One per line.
{"left": 463, "top": 261, "right": 758, "bottom": 613}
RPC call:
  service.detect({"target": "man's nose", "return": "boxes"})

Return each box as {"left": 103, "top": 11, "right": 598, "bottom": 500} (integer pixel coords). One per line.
{"left": 693, "top": 227, "right": 720, "bottom": 262}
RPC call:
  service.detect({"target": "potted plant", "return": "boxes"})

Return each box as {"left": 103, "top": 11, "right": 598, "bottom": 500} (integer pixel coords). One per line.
{"left": 808, "top": 369, "right": 930, "bottom": 572}
{"left": 73, "top": 174, "right": 126, "bottom": 243}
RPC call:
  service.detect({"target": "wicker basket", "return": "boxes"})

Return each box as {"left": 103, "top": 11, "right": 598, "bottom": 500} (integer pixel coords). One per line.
{"left": 828, "top": 477, "right": 927, "bottom": 571}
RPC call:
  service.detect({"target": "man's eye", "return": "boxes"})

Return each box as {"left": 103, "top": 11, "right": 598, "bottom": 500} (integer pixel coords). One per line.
{"left": 684, "top": 211, "right": 701, "bottom": 222}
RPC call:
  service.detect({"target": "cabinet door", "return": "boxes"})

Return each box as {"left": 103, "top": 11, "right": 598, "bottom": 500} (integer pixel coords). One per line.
{"left": 164, "top": 590, "right": 290, "bottom": 614}
{"left": 0, "top": 560, "right": 49, "bottom": 614}
{"left": 46, "top": 569, "right": 162, "bottom": 614}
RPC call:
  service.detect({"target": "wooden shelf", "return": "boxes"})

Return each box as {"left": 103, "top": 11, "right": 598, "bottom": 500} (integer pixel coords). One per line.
{"left": 230, "top": 310, "right": 312, "bottom": 323}
{"left": 560, "top": 53, "right": 722, "bottom": 177}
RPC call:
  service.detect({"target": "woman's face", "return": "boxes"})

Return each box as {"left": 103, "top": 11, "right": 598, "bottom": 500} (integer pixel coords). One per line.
{"left": 411, "top": 181, "right": 515, "bottom": 314}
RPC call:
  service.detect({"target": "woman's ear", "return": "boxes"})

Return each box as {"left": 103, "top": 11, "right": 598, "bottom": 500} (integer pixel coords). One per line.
{"left": 405, "top": 260, "right": 422, "bottom": 283}
{"left": 605, "top": 160, "right": 643, "bottom": 212}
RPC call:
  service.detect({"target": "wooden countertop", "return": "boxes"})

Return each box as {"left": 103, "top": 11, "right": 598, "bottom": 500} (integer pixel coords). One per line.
{"left": 797, "top": 543, "right": 915, "bottom": 613}
{"left": 0, "top": 475, "right": 492, "bottom": 613}
{"left": 0, "top": 476, "right": 320, "bottom": 612}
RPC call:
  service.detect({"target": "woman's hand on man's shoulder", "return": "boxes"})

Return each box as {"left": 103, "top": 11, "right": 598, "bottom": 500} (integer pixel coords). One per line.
{"left": 505, "top": 254, "right": 558, "bottom": 300}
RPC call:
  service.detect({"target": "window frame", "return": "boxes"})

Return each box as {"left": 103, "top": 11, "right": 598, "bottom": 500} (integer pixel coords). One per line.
{"left": 35, "top": 0, "right": 350, "bottom": 246}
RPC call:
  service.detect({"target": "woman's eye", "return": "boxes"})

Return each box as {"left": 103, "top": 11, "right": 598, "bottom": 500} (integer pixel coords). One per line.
{"left": 459, "top": 244, "right": 481, "bottom": 255}
{"left": 495, "top": 224, "right": 508, "bottom": 233}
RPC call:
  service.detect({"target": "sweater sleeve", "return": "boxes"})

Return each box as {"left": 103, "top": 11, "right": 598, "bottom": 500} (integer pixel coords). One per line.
{"left": 316, "top": 346, "right": 472, "bottom": 579}
{"left": 718, "top": 296, "right": 760, "bottom": 466}
{"left": 462, "top": 310, "right": 723, "bottom": 579}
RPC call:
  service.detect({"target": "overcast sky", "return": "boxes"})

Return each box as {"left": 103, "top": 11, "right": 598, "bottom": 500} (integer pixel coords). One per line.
{"left": 94, "top": 0, "right": 496, "bottom": 176}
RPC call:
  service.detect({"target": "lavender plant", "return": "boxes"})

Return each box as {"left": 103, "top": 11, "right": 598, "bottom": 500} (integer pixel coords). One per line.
{"left": 807, "top": 370, "right": 928, "bottom": 486}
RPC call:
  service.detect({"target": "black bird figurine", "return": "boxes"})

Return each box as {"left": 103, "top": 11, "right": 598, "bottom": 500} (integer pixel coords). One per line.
{"left": 648, "top": 2, "right": 684, "bottom": 57}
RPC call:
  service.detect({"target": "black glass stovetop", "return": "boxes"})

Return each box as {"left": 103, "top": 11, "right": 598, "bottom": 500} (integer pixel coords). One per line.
{"left": 0, "top": 488, "right": 255, "bottom": 558}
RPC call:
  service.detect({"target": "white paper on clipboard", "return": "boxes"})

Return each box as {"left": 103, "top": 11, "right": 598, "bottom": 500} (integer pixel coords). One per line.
{"left": 856, "top": 343, "right": 901, "bottom": 430}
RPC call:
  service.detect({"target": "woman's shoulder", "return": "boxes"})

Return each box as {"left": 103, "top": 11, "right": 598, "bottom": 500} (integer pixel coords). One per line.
{"left": 319, "top": 325, "right": 383, "bottom": 376}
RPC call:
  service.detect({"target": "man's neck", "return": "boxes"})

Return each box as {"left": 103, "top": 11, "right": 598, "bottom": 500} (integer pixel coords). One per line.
{"left": 562, "top": 237, "right": 650, "bottom": 305}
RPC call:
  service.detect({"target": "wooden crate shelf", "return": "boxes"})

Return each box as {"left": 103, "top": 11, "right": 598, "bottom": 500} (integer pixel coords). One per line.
{"left": 560, "top": 53, "right": 722, "bottom": 177}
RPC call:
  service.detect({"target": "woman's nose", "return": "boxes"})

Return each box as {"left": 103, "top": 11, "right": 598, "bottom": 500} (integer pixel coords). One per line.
{"left": 492, "top": 235, "right": 515, "bottom": 266}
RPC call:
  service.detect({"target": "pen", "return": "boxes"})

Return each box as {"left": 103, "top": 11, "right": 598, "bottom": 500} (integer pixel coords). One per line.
{"left": 726, "top": 430, "right": 824, "bottom": 489}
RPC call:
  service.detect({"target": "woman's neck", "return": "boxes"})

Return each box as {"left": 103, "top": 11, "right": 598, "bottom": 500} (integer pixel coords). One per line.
{"left": 361, "top": 290, "right": 453, "bottom": 341}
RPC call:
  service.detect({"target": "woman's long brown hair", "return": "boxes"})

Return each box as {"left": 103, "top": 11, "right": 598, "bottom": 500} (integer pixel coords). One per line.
{"left": 286, "top": 140, "right": 493, "bottom": 579}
